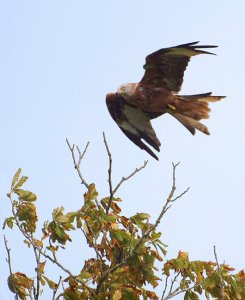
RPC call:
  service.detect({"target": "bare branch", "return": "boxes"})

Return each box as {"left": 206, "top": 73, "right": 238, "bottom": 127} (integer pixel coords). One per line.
{"left": 112, "top": 160, "right": 148, "bottom": 196}
{"left": 4, "top": 235, "right": 13, "bottom": 275}
{"left": 169, "top": 271, "right": 181, "bottom": 294}
{"left": 161, "top": 275, "right": 169, "bottom": 300}
{"left": 52, "top": 276, "right": 62, "bottom": 300}
{"left": 66, "top": 138, "right": 90, "bottom": 189}
{"left": 103, "top": 132, "right": 114, "bottom": 214}
{"left": 39, "top": 250, "right": 96, "bottom": 297}
{"left": 214, "top": 245, "right": 225, "bottom": 300}
{"left": 29, "top": 233, "right": 42, "bottom": 299}
{"left": 162, "top": 278, "right": 205, "bottom": 300}
{"left": 103, "top": 132, "right": 148, "bottom": 214}
{"left": 136, "top": 163, "right": 188, "bottom": 243}
{"left": 4, "top": 235, "right": 20, "bottom": 300}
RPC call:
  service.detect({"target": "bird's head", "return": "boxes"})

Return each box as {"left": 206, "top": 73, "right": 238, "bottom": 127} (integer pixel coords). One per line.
{"left": 117, "top": 83, "right": 137, "bottom": 99}
{"left": 106, "top": 93, "right": 118, "bottom": 106}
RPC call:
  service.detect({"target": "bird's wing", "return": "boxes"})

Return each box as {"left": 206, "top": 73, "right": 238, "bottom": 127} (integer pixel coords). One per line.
{"left": 106, "top": 93, "right": 161, "bottom": 160}
{"left": 138, "top": 41, "right": 217, "bottom": 93}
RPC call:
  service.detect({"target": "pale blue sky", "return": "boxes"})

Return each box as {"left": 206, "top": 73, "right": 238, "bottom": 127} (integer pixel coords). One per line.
{"left": 1, "top": 1, "right": 244, "bottom": 299}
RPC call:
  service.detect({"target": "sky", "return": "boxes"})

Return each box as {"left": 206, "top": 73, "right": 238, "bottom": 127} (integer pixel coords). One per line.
{"left": 0, "top": 1, "right": 244, "bottom": 299}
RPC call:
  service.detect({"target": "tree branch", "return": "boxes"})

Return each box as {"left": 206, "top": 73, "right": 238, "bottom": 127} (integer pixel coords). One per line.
{"left": 38, "top": 250, "right": 96, "bottom": 298}
{"left": 4, "top": 235, "right": 20, "bottom": 300}
{"left": 214, "top": 245, "right": 225, "bottom": 300}
{"left": 4, "top": 235, "right": 13, "bottom": 276}
{"left": 66, "top": 138, "right": 90, "bottom": 189}
{"left": 52, "top": 276, "right": 62, "bottom": 300}
{"left": 103, "top": 132, "right": 148, "bottom": 214}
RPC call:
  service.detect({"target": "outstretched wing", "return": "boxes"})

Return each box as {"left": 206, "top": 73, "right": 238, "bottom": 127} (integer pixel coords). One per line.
{"left": 139, "top": 41, "right": 217, "bottom": 93}
{"left": 106, "top": 93, "right": 161, "bottom": 160}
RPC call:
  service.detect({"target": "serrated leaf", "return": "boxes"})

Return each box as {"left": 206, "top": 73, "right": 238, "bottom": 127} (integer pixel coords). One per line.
{"left": 156, "top": 243, "right": 167, "bottom": 256}
{"left": 77, "top": 271, "right": 92, "bottom": 280}
{"left": 2, "top": 217, "right": 15, "bottom": 229}
{"left": 13, "top": 176, "right": 28, "bottom": 190}
{"left": 110, "top": 202, "right": 121, "bottom": 214}
{"left": 84, "top": 183, "right": 98, "bottom": 201}
{"left": 56, "top": 215, "right": 70, "bottom": 223}
{"left": 36, "top": 261, "right": 46, "bottom": 276}
{"left": 11, "top": 168, "right": 22, "bottom": 189}
{"left": 15, "top": 189, "right": 37, "bottom": 202}
{"left": 42, "top": 275, "right": 58, "bottom": 291}
{"left": 134, "top": 213, "right": 151, "bottom": 220}
{"left": 151, "top": 231, "right": 162, "bottom": 239}
{"left": 76, "top": 215, "right": 82, "bottom": 228}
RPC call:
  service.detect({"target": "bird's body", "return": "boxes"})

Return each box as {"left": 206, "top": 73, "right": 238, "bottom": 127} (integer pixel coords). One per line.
{"left": 106, "top": 42, "right": 225, "bottom": 160}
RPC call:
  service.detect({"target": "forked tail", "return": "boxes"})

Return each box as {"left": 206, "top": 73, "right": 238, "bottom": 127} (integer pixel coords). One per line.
{"left": 169, "top": 92, "right": 225, "bottom": 135}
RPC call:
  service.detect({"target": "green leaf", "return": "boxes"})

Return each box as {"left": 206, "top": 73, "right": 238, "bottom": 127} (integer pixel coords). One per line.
{"left": 77, "top": 271, "right": 92, "bottom": 280}
{"left": 56, "top": 215, "right": 71, "bottom": 223}
{"left": 151, "top": 231, "right": 161, "bottom": 239}
{"left": 52, "top": 207, "right": 64, "bottom": 220}
{"left": 11, "top": 168, "right": 21, "bottom": 189}
{"left": 184, "top": 290, "right": 199, "bottom": 300}
{"left": 42, "top": 276, "right": 57, "bottom": 291}
{"left": 2, "top": 217, "right": 15, "bottom": 229}
{"left": 112, "top": 231, "right": 124, "bottom": 242}
{"left": 76, "top": 215, "right": 82, "bottom": 228}
{"left": 15, "top": 189, "right": 37, "bottom": 202}
{"left": 155, "top": 243, "right": 167, "bottom": 256}
{"left": 84, "top": 184, "right": 98, "bottom": 201}
{"left": 13, "top": 176, "right": 28, "bottom": 190}
{"left": 132, "top": 213, "right": 151, "bottom": 221}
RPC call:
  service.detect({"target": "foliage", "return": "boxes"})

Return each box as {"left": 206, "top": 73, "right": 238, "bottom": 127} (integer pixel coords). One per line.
{"left": 3, "top": 142, "right": 245, "bottom": 299}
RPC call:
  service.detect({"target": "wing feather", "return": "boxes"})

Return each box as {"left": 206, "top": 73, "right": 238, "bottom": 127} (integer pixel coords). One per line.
{"left": 140, "top": 41, "right": 217, "bottom": 93}
{"left": 106, "top": 93, "right": 161, "bottom": 160}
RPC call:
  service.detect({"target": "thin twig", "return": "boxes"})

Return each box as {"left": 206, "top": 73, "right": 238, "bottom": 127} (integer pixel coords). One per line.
{"left": 30, "top": 233, "right": 42, "bottom": 300}
{"left": 136, "top": 163, "right": 189, "bottom": 243}
{"left": 169, "top": 271, "right": 181, "bottom": 294}
{"left": 103, "top": 132, "right": 114, "bottom": 214}
{"left": 52, "top": 276, "right": 62, "bottom": 300}
{"left": 112, "top": 160, "right": 148, "bottom": 196}
{"left": 214, "top": 245, "right": 225, "bottom": 300}
{"left": 161, "top": 275, "right": 169, "bottom": 299}
{"left": 4, "top": 235, "right": 19, "bottom": 300}
{"left": 4, "top": 235, "right": 13, "bottom": 275}
{"left": 66, "top": 138, "right": 90, "bottom": 189}
{"left": 103, "top": 132, "right": 148, "bottom": 214}
{"left": 81, "top": 226, "right": 103, "bottom": 262}
{"left": 39, "top": 250, "right": 96, "bottom": 297}
{"left": 162, "top": 278, "right": 205, "bottom": 300}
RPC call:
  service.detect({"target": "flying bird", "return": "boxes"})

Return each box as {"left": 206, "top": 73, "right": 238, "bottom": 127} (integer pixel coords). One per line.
{"left": 106, "top": 41, "right": 225, "bottom": 160}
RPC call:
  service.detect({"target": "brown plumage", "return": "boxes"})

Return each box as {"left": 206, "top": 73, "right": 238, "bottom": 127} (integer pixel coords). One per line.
{"left": 106, "top": 41, "right": 225, "bottom": 160}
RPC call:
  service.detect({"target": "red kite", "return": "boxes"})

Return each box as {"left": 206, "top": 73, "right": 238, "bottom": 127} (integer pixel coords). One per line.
{"left": 106, "top": 42, "right": 225, "bottom": 160}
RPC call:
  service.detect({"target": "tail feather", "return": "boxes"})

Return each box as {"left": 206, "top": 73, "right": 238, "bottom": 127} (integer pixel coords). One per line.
{"left": 174, "top": 93, "right": 225, "bottom": 121}
{"left": 167, "top": 92, "right": 225, "bottom": 135}
{"left": 180, "top": 92, "right": 225, "bottom": 103}
{"left": 171, "top": 113, "right": 210, "bottom": 135}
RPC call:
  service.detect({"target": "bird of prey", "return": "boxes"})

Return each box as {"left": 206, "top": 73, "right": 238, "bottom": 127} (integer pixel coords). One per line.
{"left": 106, "top": 41, "right": 225, "bottom": 160}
